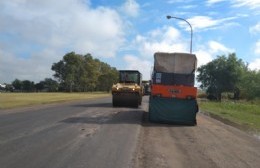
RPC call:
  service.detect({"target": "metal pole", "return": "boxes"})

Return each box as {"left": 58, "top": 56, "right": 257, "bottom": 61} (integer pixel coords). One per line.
{"left": 166, "top": 15, "right": 193, "bottom": 54}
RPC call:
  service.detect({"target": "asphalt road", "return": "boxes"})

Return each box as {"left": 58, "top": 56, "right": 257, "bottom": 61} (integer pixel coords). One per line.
{"left": 0, "top": 97, "right": 142, "bottom": 168}
{"left": 1, "top": 96, "right": 260, "bottom": 168}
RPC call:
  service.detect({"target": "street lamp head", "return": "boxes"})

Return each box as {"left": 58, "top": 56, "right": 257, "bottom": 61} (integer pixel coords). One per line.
{"left": 166, "top": 15, "right": 193, "bottom": 54}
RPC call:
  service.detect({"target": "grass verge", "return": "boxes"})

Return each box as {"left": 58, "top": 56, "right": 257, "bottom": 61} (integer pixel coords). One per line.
{"left": 199, "top": 100, "right": 260, "bottom": 134}
{"left": 0, "top": 92, "right": 110, "bottom": 109}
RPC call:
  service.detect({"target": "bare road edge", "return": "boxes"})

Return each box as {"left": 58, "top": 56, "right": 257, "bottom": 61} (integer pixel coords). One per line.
{"left": 200, "top": 111, "right": 260, "bottom": 140}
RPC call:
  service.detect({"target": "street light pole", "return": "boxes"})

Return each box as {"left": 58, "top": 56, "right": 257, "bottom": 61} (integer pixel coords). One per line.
{"left": 166, "top": 15, "right": 193, "bottom": 54}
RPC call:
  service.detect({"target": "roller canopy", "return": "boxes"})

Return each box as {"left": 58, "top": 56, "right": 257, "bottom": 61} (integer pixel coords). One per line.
{"left": 154, "top": 52, "right": 197, "bottom": 74}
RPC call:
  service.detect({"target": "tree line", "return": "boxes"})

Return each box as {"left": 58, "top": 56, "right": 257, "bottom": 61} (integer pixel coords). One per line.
{"left": 2, "top": 52, "right": 118, "bottom": 92}
{"left": 197, "top": 53, "right": 260, "bottom": 100}
{"left": 8, "top": 78, "right": 59, "bottom": 92}
{"left": 2, "top": 52, "right": 259, "bottom": 100}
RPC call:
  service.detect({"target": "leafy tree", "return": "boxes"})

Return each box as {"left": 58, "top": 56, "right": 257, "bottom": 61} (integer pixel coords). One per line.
{"left": 35, "top": 78, "right": 59, "bottom": 92}
{"left": 51, "top": 61, "right": 65, "bottom": 83}
{"left": 5, "top": 84, "right": 14, "bottom": 92}
{"left": 81, "top": 54, "right": 99, "bottom": 91}
{"left": 35, "top": 81, "right": 45, "bottom": 92}
{"left": 22, "top": 80, "right": 35, "bottom": 92}
{"left": 197, "top": 53, "right": 246, "bottom": 101}
{"left": 97, "top": 64, "right": 118, "bottom": 92}
{"left": 12, "top": 79, "right": 22, "bottom": 91}
{"left": 52, "top": 52, "right": 80, "bottom": 92}
{"left": 239, "top": 70, "right": 260, "bottom": 100}
{"left": 43, "top": 78, "right": 59, "bottom": 92}
{"left": 52, "top": 52, "right": 118, "bottom": 92}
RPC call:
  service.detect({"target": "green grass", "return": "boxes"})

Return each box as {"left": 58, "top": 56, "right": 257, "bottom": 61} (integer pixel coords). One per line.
{"left": 0, "top": 92, "right": 110, "bottom": 109}
{"left": 199, "top": 100, "right": 260, "bottom": 133}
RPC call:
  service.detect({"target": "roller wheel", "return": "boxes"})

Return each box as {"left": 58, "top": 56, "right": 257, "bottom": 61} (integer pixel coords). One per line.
{"left": 139, "top": 96, "right": 142, "bottom": 105}
{"left": 112, "top": 96, "right": 118, "bottom": 107}
{"left": 133, "top": 98, "right": 139, "bottom": 108}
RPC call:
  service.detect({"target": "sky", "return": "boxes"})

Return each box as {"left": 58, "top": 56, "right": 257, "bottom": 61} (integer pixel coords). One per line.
{"left": 0, "top": 0, "right": 260, "bottom": 83}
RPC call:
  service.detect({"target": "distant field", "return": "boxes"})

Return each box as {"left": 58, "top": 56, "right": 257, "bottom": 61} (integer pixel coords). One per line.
{"left": 199, "top": 100, "right": 260, "bottom": 134}
{"left": 0, "top": 92, "right": 110, "bottom": 109}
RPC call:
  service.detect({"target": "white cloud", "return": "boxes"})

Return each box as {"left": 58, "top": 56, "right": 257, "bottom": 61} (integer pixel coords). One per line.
{"left": 249, "top": 58, "right": 260, "bottom": 70}
{"left": 206, "top": 0, "right": 260, "bottom": 9}
{"left": 250, "top": 22, "right": 260, "bottom": 34}
{"left": 0, "top": 48, "right": 61, "bottom": 83}
{"left": 130, "top": 26, "right": 234, "bottom": 78}
{"left": 121, "top": 0, "right": 140, "bottom": 17}
{"left": 167, "top": 0, "right": 183, "bottom": 4}
{"left": 194, "top": 50, "right": 213, "bottom": 68}
{"left": 232, "top": 0, "right": 260, "bottom": 9}
{"left": 206, "top": 0, "right": 226, "bottom": 6}
{"left": 180, "top": 5, "right": 197, "bottom": 9}
{"left": 194, "top": 41, "right": 234, "bottom": 68}
{"left": 186, "top": 16, "right": 238, "bottom": 31}
{"left": 123, "top": 55, "right": 153, "bottom": 80}
{"left": 208, "top": 41, "right": 235, "bottom": 53}
{"left": 0, "top": 0, "right": 125, "bottom": 57}
{"left": 188, "top": 16, "right": 218, "bottom": 30}
{"left": 132, "top": 25, "right": 233, "bottom": 71}
{"left": 0, "top": 0, "right": 125, "bottom": 83}
{"left": 125, "top": 22, "right": 235, "bottom": 81}
{"left": 134, "top": 26, "right": 188, "bottom": 57}
{"left": 254, "top": 40, "right": 260, "bottom": 54}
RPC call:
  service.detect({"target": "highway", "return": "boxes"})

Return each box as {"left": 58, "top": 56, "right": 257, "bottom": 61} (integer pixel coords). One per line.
{"left": 0, "top": 96, "right": 259, "bottom": 168}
